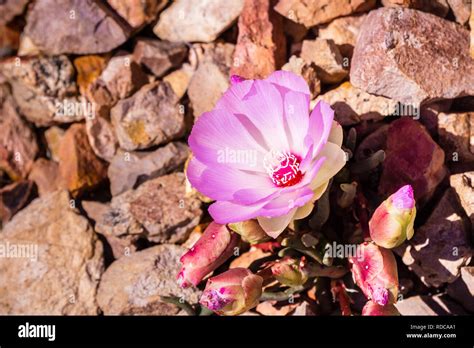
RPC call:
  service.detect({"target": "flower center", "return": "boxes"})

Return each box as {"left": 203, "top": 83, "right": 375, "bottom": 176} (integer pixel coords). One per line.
{"left": 263, "top": 150, "right": 303, "bottom": 187}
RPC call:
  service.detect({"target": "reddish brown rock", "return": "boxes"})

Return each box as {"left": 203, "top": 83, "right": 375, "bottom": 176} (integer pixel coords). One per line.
{"left": 379, "top": 118, "right": 446, "bottom": 202}
{"left": 153, "top": 0, "right": 244, "bottom": 42}
{"left": 438, "top": 112, "right": 474, "bottom": 164}
{"left": 111, "top": 81, "right": 185, "bottom": 151}
{"left": 28, "top": 159, "right": 60, "bottom": 197}
{"left": 0, "top": 0, "right": 28, "bottom": 25}
{"left": 85, "top": 114, "right": 118, "bottom": 162}
{"left": 283, "top": 17, "right": 308, "bottom": 42}
{"left": 395, "top": 189, "right": 471, "bottom": 287}
{"left": 107, "top": 0, "right": 167, "bottom": 28}
{"left": 314, "top": 82, "right": 397, "bottom": 126}
{"left": 108, "top": 142, "right": 189, "bottom": 196}
{"left": 274, "top": 0, "right": 375, "bottom": 27}
{"left": 447, "top": 0, "right": 471, "bottom": 24}
{"left": 188, "top": 43, "right": 234, "bottom": 118}
{"left": 450, "top": 172, "right": 474, "bottom": 226}
{"left": 350, "top": 7, "right": 474, "bottom": 106}
{"left": 282, "top": 56, "right": 320, "bottom": 98}
{"left": 0, "top": 55, "right": 81, "bottom": 126}
{"left": 85, "top": 173, "right": 202, "bottom": 244}
{"left": 230, "top": 0, "right": 286, "bottom": 80}
{"left": 133, "top": 38, "right": 188, "bottom": 78}
{"left": 0, "top": 180, "right": 35, "bottom": 225}
{"left": 87, "top": 52, "right": 148, "bottom": 109}
{"left": 301, "top": 38, "right": 348, "bottom": 84}
{"left": 0, "top": 85, "right": 38, "bottom": 180}
{"left": 381, "top": 0, "right": 450, "bottom": 17}
{"left": 58, "top": 123, "right": 107, "bottom": 197}
{"left": 24, "top": 0, "right": 131, "bottom": 54}
{"left": 317, "top": 14, "right": 367, "bottom": 58}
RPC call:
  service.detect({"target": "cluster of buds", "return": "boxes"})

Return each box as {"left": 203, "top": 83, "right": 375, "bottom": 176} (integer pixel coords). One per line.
{"left": 176, "top": 185, "right": 415, "bottom": 316}
{"left": 177, "top": 222, "right": 263, "bottom": 315}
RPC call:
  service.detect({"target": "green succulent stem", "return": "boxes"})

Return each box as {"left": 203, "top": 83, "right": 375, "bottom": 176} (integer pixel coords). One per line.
{"left": 160, "top": 295, "right": 196, "bottom": 316}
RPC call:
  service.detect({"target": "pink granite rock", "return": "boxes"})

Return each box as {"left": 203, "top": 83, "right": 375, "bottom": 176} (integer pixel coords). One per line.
{"left": 230, "top": 0, "right": 286, "bottom": 80}
{"left": 350, "top": 7, "right": 474, "bottom": 106}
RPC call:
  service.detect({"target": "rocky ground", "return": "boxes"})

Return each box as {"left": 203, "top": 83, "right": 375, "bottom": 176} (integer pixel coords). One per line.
{"left": 0, "top": 0, "right": 473, "bottom": 315}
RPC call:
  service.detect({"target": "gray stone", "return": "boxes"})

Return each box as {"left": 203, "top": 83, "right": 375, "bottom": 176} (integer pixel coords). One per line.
{"left": 395, "top": 294, "right": 468, "bottom": 315}
{"left": 85, "top": 173, "right": 202, "bottom": 244}
{"left": 24, "top": 0, "right": 131, "bottom": 54}
{"left": 108, "top": 142, "right": 189, "bottom": 196}
{"left": 133, "top": 38, "right": 187, "bottom": 78}
{"left": 111, "top": 81, "right": 185, "bottom": 151}
{"left": 0, "top": 190, "right": 104, "bottom": 314}
{"left": 447, "top": 267, "right": 474, "bottom": 312}
{"left": 97, "top": 244, "right": 201, "bottom": 315}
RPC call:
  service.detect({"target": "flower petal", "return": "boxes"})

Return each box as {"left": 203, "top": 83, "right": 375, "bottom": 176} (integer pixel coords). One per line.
{"left": 292, "top": 182, "right": 329, "bottom": 220}
{"left": 218, "top": 80, "right": 289, "bottom": 152}
{"left": 328, "top": 121, "right": 343, "bottom": 147}
{"left": 209, "top": 200, "right": 267, "bottom": 224}
{"left": 283, "top": 90, "right": 310, "bottom": 155}
{"left": 266, "top": 70, "right": 310, "bottom": 96}
{"left": 259, "top": 186, "right": 315, "bottom": 217}
{"left": 305, "top": 100, "right": 335, "bottom": 158}
{"left": 187, "top": 157, "right": 273, "bottom": 201}
{"left": 310, "top": 142, "right": 347, "bottom": 190}
{"left": 257, "top": 208, "right": 298, "bottom": 239}
{"left": 189, "top": 108, "right": 267, "bottom": 172}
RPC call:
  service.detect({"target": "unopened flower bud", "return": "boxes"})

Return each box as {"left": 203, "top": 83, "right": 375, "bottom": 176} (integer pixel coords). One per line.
{"left": 228, "top": 220, "right": 270, "bottom": 244}
{"left": 349, "top": 242, "right": 398, "bottom": 306}
{"left": 369, "top": 185, "right": 416, "bottom": 249}
{"left": 178, "top": 222, "right": 240, "bottom": 288}
{"left": 271, "top": 257, "right": 310, "bottom": 286}
{"left": 200, "top": 268, "right": 263, "bottom": 316}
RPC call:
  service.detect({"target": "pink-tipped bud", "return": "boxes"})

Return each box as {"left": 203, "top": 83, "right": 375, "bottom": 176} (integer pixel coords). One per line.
{"left": 362, "top": 300, "right": 400, "bottom": 316}
{"left": 177, "top": 222, "right": 240, "bottom": 288}
{"left": 369, "top": 185, "right": 416, "bottom": 249}
{"left": 271, "top": 257, "right": 310, "bottom": 286}
{"left": 200, "top": 268, "right": 263, "bottom": 316}
{"left": 228, "top": 220, "right": 270, "bottom": 245}
{"left": 349, "top": 242, "right": 399, "bottom": 306}
{"left": 230, "top": 75, "right": 245, "bottom": 85}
